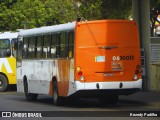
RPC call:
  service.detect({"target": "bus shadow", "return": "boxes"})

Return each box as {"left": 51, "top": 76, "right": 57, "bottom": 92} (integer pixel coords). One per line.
{"left": 36, "top": 96, "right": 148, "bottom": 109}
{"left": 7, "top": 85, "right": 17, "bottom": 91}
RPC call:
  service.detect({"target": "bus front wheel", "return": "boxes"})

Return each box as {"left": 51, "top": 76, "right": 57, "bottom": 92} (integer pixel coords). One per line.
{"left": 0, "top": 74, "right": 8, "bottom": 92}
{"left": 23, "top": 79, "right": 38, "bottom": 101}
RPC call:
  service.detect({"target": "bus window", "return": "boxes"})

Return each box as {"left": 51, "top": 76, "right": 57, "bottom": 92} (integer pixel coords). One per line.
{"left": 51, "top": 33, "right": 58, "bottom": 58}
{"left": 59, "top": 32, "right": 68, "bottom": 58}
{"left": 68, "top": 31, "right": 74, "bottom": 58}
{"left": 17, "top": 41, "right": 23, "bottom": 62}
{"left": 36, "top": 35, "right": 43, "bottom": 59}
{"left": 11, "top": 38, "right": 17, "bottom": 57}
{"left": 0, "top": 39, "right": 11, "bottom": 57}
{"left": 43, "top": 34, "right": 50, "bottom": 59}
{"left": 28, "top": 36, "right": 36, "bottom": 59}
{"left": 23, "top": 37, "right": 29, "bottom": 59}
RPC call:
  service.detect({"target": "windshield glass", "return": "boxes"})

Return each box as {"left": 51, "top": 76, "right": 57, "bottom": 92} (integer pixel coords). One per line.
{"left": 0, "top": 39, "right": 11, "bottom": 57}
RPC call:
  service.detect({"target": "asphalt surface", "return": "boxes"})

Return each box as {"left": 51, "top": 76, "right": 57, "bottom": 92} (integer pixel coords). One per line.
{"left": 0, "top": 91, "right": 159, "bottom": 120}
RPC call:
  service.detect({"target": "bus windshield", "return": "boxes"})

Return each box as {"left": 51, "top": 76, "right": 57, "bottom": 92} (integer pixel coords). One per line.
{"left": 0, "top": 39, "right": 11, "bottom": 57}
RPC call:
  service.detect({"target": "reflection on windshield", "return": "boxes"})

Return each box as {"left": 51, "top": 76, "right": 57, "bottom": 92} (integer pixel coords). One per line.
{"left": 0, "top": 39, "right": 11, "bottom": 57}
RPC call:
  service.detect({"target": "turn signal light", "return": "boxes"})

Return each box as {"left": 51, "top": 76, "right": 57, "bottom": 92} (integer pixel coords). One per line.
{"left": 78, "top": 71, "right": 83, "bottom": 76}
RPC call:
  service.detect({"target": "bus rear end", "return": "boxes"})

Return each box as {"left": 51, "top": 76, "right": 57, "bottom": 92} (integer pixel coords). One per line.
{"left": 74, "top": 20, "right": 142, "bottom": 97}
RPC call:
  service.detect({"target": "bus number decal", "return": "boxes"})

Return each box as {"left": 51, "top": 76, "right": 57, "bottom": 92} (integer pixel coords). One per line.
{"left": 112, "top": 56, "right": 134, "bottom": 61}
{"left": 112, "top": 56, "right": 120, "bottom": 61}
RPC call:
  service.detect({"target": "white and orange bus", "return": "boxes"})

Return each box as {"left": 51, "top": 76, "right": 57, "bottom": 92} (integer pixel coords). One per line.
{"left": 0, "top": 32, "right": 18, "bottom": 92}
{"left": 16, "top": 20, "right": 142, "bottom": 105}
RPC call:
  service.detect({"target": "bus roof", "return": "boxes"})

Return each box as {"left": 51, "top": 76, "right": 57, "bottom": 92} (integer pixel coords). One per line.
{"left": 77, "top": 19, "right": 136, "bottom": 25}
{"left": 18, "top": 22, "right": 76, "bottom": 37}
{"left": 18, "top": 20, "right": 136, "bottom": 37}
{"left": 0, "top": 32, "right": 18, "bottom": 39}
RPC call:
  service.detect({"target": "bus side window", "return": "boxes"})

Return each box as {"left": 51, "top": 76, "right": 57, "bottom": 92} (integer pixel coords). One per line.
{"left": 11, "top": 38, "right": 17, "bottom": 57}
{"left": 68, "top": 31, "right": 74, "bottom": 58}
{"left": 36, "top": 35, "right": 43, "bottom": 59}
{"left": 43, "top": 34, "right": 50, "bottom": 59}
{"left": 23, "top": 37, "right": 29, "bottom": 59}
{"left": 59, "top": 32, "right": 68, "bottom": 58}
{"left": 28, "top": 36, "right": 36, "bottom": 59}
{"left": 51, "top": 33, "right": 58, "bottom": 58}
{"left": 17, "top": 41, "right": 23, "bottom": 62}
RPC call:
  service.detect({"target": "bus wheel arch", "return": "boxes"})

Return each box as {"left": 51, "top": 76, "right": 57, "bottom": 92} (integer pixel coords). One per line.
{"left": 0, "top": 73, "right": 9, "bottom": 92}
{"left": 23, "top": 75, "right": 38, "bottom": 101}
{"left": 52, "top": 76, "right": 63, "bottom": 106}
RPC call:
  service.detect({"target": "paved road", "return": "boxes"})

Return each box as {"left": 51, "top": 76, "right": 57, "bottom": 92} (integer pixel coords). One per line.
{"left": 0, "top": 90, "right": 159, "bottom": 120}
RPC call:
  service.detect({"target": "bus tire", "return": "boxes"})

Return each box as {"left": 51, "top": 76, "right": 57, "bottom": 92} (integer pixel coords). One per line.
{"left": 23, "top": 79, "right": 38, "bottom": 101}
{"left": 53, "top": 80, "right": 63, "bottom": 106}
{"left": 99, "top": 95, "right": 118, "bottom": 105}
{"left": 0, "top": 74, "right": 8, "bottom": 92}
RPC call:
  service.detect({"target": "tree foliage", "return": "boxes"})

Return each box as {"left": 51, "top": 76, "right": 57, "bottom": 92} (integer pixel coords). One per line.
{"left": 0, "top": 0, "right": 133, "bottom": 31}
{"left": 77, "top": 0, "right": 102, "bottom": 20}
{"left": 101, "top": 0, "right": 132, "bottom": 19}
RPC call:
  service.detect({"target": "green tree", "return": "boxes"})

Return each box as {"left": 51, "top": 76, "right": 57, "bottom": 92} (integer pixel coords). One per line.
{"left": 43, "top": 0, "right": 77, "bottom": 24}
{"left": 0, "top": 0, "right": 133, "bottom": 31}
{"left": 12, "top": 0, "right": 47, "bottom": 29}
{"left": 9, "top": 0, "right": 78, "bottom": 30}
{"left": 77, "top": 0, "right": 102, "bottom": 20}
{"left": 0, "top": 2, "right": 16, "bottom": 31}
{"left": 101, "top": 0, "right": 132, "bottom": 19}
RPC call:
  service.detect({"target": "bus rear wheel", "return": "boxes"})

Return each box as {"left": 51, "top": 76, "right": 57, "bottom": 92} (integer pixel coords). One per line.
{"left": 23, "top": 79, "right": 38, "bottom": 101}
{"left": 52, "top": 81, "right": 63, "bottom": 106}
{"left": 0, "top": 74, "right": 8, "bottom": 92}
